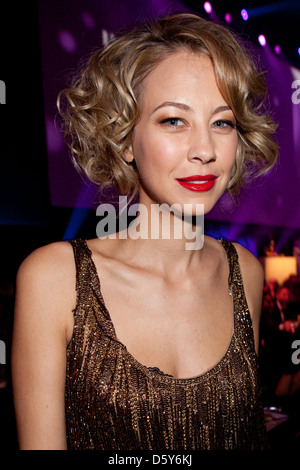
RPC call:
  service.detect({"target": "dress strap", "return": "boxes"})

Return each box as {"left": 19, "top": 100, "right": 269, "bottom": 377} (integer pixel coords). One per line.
{"left": 68, "top": 239, "right": 95, "bottom": 298}
{"left": 220, "top": 239, "right": 257, "bottom": 356}
{"left": 68, "top": 238, "right": 106, "bottom": 316}
{"left": 220, "top": 239, "right": 239, "bottom": 294}
{"left": 68, "top": 238, "right": 117, "bottom": 341}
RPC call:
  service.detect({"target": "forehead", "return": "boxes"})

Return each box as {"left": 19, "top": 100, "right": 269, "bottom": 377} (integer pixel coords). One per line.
{"left": 139, "top": 50, "right": 224, "bottom": 108}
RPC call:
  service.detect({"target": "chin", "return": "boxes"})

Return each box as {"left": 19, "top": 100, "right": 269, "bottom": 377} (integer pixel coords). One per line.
{"left": 181, "top": 196, "right": 220, "bottom": 216}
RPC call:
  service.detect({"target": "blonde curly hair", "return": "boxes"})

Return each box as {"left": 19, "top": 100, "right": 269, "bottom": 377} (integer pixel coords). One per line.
{"left": 57, "top": 13, "right": 278, "bottom": 200}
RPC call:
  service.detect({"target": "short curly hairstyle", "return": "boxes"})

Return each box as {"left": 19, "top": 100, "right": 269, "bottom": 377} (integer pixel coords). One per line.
{"left": 57, "top": 13, "right": 278, "bottom": 200}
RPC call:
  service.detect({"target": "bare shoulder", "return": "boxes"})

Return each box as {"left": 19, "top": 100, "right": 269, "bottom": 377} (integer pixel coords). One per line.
{"left": 17, "top": 240, "right": 75, "bottom": 279}
{"left": 15, "top": 241, "right": 76, "bottom": 340}
{"left": 202, "top": 236, "right": 264, "bottom": 283}
{"left": 232, "top": 242, "right": 264, "bottom": 284}
{"left": 16, "top": 239, "right": 76, "bottom": 308}
{"left": 12, "top": 241, "right": 75, "bottom": 449}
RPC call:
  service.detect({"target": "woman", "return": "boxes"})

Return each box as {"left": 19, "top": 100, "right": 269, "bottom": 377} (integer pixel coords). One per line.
{"left": 12, "top": 13, "right": 278, "bottom": 450}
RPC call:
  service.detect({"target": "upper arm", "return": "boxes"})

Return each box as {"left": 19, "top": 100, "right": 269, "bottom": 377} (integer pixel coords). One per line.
{"left": 233, "top": 243, "right": 264, "bottom": 355}
{"left": 11, "top": 242, "right": 76, "bottom": 449}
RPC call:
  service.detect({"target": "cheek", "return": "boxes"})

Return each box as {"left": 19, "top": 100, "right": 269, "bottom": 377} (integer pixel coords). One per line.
{"left": 217, "top": 135, "right": 238, "bottom": 170}
{"left": 133, "top": 132, "right": 179, "bottom": 176}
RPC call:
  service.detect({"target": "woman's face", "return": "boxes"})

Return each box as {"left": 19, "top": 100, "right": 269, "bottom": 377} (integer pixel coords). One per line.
{"left": 125, "top": 50, "right": 238, "bottom": 215}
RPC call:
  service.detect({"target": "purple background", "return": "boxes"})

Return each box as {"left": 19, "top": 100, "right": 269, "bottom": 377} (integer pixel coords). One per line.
{"left": 38, "top": 0, "right": 300, "bottom": 232}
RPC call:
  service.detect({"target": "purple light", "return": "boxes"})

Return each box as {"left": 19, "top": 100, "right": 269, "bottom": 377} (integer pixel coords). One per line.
{"left": 241, "top": 9, "right": 248, "bottom": 20}
{"left": 58, "top": 30, "right": 77, "bottom": 53}
{"left": 224, "top": 13, "right": 232, "bottom": 23}
{"left": 45, "top": 116, "right": 64, "bottom": 154}
{"left": 298, "top": 47, "right": 300, "bottom": 56}
{"left": 274, "top": 45, "right": 281, "bottom": 55}
{"left": 203, "top": 2, "right": 212, "bottom": 14}
{"left": 81, "top": 12, "right": 96, "bottom": 30}
{"left": 258, "top": 34, "right": 266, "bottom": 46}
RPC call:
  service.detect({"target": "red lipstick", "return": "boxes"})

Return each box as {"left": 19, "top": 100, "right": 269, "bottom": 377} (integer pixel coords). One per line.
{"left": 176, "top": 175, "right": 217, "bottom": 192}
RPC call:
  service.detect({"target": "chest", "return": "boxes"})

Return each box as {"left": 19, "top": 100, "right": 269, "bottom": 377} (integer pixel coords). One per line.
{"left": 98, "top": 269, "right": 234, "bottom": 378}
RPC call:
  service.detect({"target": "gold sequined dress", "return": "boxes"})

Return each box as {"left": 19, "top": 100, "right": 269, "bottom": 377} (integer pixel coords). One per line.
{"left": 65, "top": 238, "right": 268, "bottom": 450}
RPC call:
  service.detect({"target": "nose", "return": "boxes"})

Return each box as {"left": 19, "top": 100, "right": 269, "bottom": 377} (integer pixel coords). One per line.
{"left": 187, "top": 128, "right": 216, "bottom": 164}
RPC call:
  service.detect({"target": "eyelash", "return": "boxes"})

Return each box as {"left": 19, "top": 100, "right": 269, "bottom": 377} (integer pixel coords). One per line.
{"left": 159, "top": 118, "right": 236, "bottom": 129}
{"left": 160, "top": 117, "right": 184, "bottom": 126}
{"left": 213, "top": 120, "right": 236, "bottom": 129}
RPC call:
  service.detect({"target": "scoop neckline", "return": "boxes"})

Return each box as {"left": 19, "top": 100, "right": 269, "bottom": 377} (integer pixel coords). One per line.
{"left": 82, "top": 238, "right": 237, "bottom": 384}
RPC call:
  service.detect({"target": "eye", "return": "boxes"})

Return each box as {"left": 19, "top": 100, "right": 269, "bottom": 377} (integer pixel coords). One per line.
{"left": 160, "top": 117, "right": 185, "bottom": 127}
{"left": 212, "top": 119, "right": 236, "bottom": 130}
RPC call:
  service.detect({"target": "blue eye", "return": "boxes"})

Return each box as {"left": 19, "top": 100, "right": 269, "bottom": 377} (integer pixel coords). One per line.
{"left": 160, "top": 117, "right": 184, "bottom": 127}
{"left": 213, "top": 120, "right": 236, "bottom": 128}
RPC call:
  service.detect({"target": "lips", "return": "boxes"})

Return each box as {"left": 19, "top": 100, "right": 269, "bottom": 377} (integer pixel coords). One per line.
{"left": 176, "top": 174, "right": 218, "bottom": 192}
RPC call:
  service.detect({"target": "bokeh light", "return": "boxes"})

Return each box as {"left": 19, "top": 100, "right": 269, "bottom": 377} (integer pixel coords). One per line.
{"left": 58, "top": 30, "right": 77, "bottom": 53}
{"left": 258, "top": 34, "right": 267, "bottom": 46}
{"left": 241, "top": 9, "right": 248, "bottom": 20}
{"left": 203, "top": 2, "right": 212, "bottom": 14}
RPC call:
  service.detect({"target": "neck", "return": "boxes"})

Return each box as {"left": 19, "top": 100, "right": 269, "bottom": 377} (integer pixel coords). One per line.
{"left": 117, "top": 201, "right": 205, "bottom": 277}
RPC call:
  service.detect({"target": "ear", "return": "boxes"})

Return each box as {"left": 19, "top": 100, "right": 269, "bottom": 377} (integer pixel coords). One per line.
{"left": 123, "top": 145, "right": 134, "bottom": 163}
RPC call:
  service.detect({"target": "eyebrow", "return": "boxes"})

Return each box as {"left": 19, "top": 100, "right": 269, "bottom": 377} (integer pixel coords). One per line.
{"left": 151, "top": 101, "right": 192, "bottom": 114}
{"left": 151, "top": 102, "right": 232, "bottom": 115}
{"left": 212, "top": 105, "right": 232, "bottom": 115}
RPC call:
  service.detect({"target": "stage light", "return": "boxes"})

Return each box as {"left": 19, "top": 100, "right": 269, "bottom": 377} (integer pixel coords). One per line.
{"left": 203, "top": 2, "right": 212, "bottom": 14}
{"left": 58, "top": 30, "right": 77, "bottom": 53}
{"left": 298, "top": 47, "right": 300, "bottom": 56}
{"left": 258, "top": 34, "right": 266, "bottom": 46}
{"left": 241, "top": 9, "right": 248, "bottom": 20}
{"left": 81, "top": 11, "right": 96, "bottom": 30}
{"left": 63, "top": 207, "right": 89, "bottom": 240}
{"left": 224, "top": 13, "right": 232, "bottom": 23}
{"left": 274, "top": 45, "right": 281, "bottom": 54}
